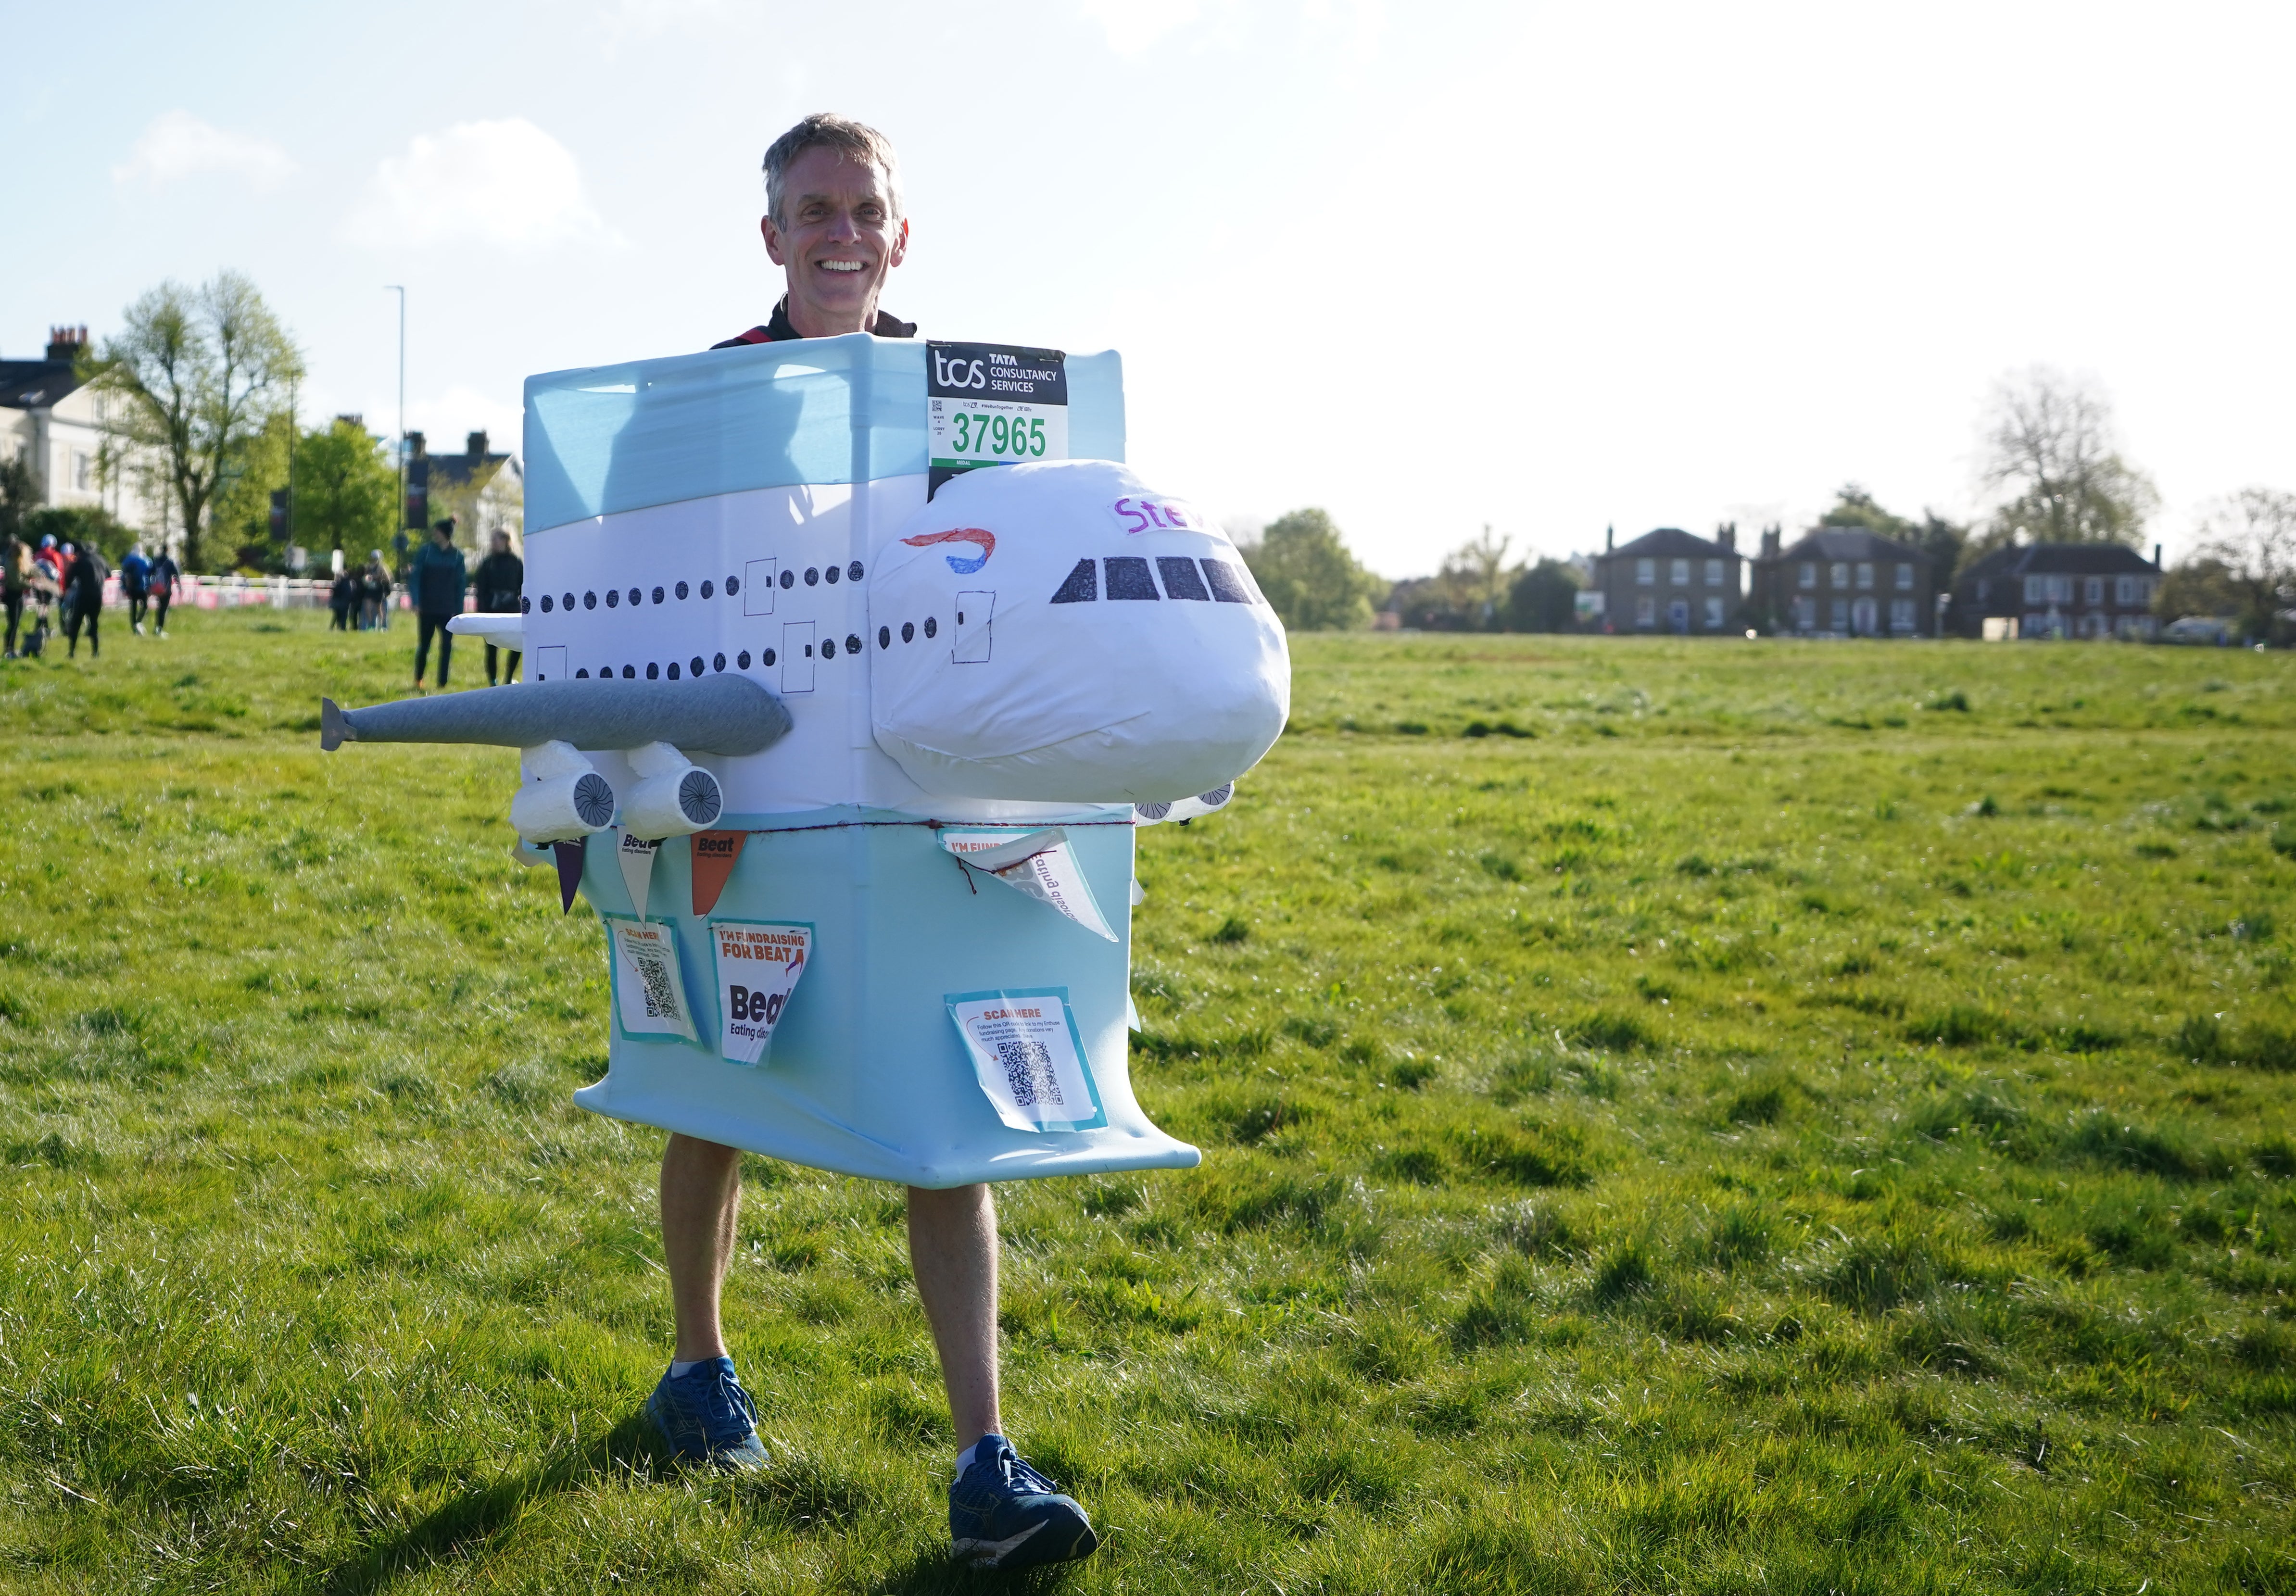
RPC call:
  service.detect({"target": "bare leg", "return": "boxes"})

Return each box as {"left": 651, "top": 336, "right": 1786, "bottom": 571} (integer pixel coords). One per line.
{"left": 661, "top": 1133, "right": 742, "bottom": 1360}
{"left": 907, "top": 1183, "right": 1002, "bottom": 1450}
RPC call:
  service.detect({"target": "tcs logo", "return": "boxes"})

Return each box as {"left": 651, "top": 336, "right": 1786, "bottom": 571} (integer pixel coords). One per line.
{"left": 934, "top": 352, "right": 988, "bottom": 390}
{"left": 1110, "top": 497, "right": 1205, "bottom": 535}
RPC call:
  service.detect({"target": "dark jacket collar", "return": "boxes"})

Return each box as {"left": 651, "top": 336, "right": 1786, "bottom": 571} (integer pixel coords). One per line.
{"left": 713, "top": 297, "right": 917, "bottom": 349}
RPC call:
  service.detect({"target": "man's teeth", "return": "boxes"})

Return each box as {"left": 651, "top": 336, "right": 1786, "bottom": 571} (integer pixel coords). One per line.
{"left": 820, "top": 260, "right": 866, "bottom": 272}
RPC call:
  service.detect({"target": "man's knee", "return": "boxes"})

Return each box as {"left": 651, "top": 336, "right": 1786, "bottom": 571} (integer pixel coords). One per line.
{"left": 666, "top": 1131, "right": 742, "bottom": 1170}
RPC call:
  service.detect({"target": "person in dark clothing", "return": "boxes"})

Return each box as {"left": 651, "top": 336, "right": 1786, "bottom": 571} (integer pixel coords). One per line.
{"left": 360, "top": 552, "right": 390, "bottom": 629}
{"left": 1, "top": 532, "right": 26, "bottom": 657}
{"left": 471, "top": 529, "right": 525, "bottom": 684}
{"left": 62, "top": 544, "right": 107, "bottom": 658}
{"left": 328, "top": 566, "right": 355, "bottom": 630}
{"left": 409, "top": 518, "right": 467, "bottom": 690}
{"left": 148, "top": 549, "right": 179, "bottom": 636}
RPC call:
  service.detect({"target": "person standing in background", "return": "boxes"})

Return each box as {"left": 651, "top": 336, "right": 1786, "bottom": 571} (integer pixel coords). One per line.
{"left": 120, "top": 543, "right": 152, "bottom": 635}
{"left": 148, "top": 547, "right": 180, "bottom": 637}
{"left": 328, "top": 563, "right": 356, "bottom": 631}
{"left": 472, "top": 530, "right": 524, "bottom": 685}
{"left": 409, "top": 518, "right": 467, "bottom": 691}
{"left": 1, "top": 529, "right": 26, "bottom": 657}
{"left": 361, "top": 551, "right": 391, "bottom": 630}
{"left": 61, "top": 541, "right": 107, "bottom": 658}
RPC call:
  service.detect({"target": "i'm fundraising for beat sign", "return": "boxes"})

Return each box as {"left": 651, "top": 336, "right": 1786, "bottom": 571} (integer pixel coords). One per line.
{"left": 945, "top": 988, "right": 1107, "bottom": 1134}
{"left": 710, "top": 921, "right": 810, "bottom": 1066}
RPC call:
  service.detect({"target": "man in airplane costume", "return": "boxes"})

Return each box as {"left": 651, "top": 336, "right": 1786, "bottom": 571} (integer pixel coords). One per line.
{"left": 645, "top": 114, "right": 1095, "bottom": 1571}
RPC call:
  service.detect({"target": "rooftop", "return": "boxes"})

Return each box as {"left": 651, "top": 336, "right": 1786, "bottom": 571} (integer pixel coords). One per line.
{"left": 1607, "top": 526, "right": 1730, "bottom": 561}
{"left": 1960, "top": 541, "right": 2160, "bottom": 580}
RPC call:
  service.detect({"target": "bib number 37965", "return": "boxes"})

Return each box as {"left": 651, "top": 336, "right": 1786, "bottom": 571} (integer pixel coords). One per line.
{"left": 927, "top": 340, "right": 1068, "bottom": 498}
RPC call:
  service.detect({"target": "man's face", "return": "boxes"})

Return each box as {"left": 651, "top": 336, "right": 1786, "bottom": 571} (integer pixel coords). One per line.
{"left": 492, "top": 532, "right": 510, "bottom": 554}
{"left": 761, "top": 146, "right": 908, "bottom": 338}
{"left": 433, "top": 527, "right": 452, "bottom": 548}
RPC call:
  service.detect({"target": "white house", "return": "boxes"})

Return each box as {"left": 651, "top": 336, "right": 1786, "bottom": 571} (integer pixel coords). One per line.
{"left": 0, "top": 325, "right": 163, "bottom": 537}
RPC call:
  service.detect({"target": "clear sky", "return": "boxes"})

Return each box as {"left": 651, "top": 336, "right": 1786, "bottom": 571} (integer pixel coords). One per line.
{"left": 5, "top": 0, "right": 2290, "bottom": 574}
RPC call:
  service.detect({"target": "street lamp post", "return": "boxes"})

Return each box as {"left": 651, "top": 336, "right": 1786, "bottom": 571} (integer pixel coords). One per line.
{"left": 385, "top": 283, "right": 405, "bottom": 540}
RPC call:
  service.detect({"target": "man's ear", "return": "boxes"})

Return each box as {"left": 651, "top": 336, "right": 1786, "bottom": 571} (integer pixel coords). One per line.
{"left": 886, "top": 215, "right": 909, "bottom": 270}
{"left": 760, "top": 214, "right": 785, "bottom": 266}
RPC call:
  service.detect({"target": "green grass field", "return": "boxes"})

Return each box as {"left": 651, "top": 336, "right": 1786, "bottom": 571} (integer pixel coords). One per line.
{"left": 2, "top": 613, "right": 2292, "bottom": 1595}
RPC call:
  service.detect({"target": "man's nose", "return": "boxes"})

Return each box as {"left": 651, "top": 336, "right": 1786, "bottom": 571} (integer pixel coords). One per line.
{"left": 823, "top": 207, "right": 862, "bottom": 243}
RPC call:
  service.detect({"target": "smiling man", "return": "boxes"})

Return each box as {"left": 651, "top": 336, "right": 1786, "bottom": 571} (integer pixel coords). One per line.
{"left": 656, "top": 114, "right": 1097, "bottom": 1573}
{"left": 711, "top": 114, "right": 917, "bottom": 347}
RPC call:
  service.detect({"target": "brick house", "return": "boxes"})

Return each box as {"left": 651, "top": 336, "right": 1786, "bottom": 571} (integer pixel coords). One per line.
{"left": 1590, "top": 525, "right": 1744, "bottom": 634}
{"left": 1751, "top": 526, "right": 1936, "bottom": 638}
{"left": 1952, "top": 542, "right": 2162, "bottom": 640}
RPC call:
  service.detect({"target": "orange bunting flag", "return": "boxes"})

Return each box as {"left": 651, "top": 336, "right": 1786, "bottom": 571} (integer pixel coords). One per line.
{"left": 691, "top": 829, "right": 748, "bottom": 917}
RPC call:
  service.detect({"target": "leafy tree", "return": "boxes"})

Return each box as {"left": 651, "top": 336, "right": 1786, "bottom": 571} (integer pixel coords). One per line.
{"left": 1972, "top": 367, "right": 2157, "bottom": 558}
{"left": 1507, "top": 558, "right": 1582, "bottom": 632}
{"left": 2153, "top": 555, "right": 2242, "bottom": 627}
{"left": 294, "top": 419, "right": 398, "bottom": 561}
{"left": 2190, "top": 486, "right": 2296, "bottom": 642}
{"left": 88, "top": 271, "right": 303, "bottom": 572}
{"left": 1389, "top": 527, "right": 1526, "bottom": 631}
{"left": 1915, "top": 511, "right": 1969, "bottom": 582}
{"left": 24, "top": 504, "right": 137, "bottom": 563}
{"left": 1242, "top": 508, "right": 1386, "bottom": 631}
{"left": 0, "top": 453, "right": 34, "bottom": 545}
{"left": 1819, "top": 484, "right": 1914, "bottom": 538}
{"left": 209, "top": 411, "right": 296, "bottom": 572}
{"left": 1443, "top": 526, "right": 1515, "bottom": 628}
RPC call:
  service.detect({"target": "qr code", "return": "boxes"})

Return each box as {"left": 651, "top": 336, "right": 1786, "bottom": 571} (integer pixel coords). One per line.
{"left": 997, "top": 1038, "right": 1063, "bottom": 1107}
{"left": 632, "top": 950, "right": 681, "bottom": 1019}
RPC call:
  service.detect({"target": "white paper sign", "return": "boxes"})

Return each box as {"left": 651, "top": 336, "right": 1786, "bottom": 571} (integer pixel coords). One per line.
{"left": 941, "top": 828, "right": 1118, "bottom": 942}
{"left": 615, "top": 829, "right": 660, "bottom": 921}
{"left": 611, "top": 918, "right": 697, "bottom": 1042}
{"left": 710, "top": 920, "right": 811, "bottom": 1066}
{"left": 946, "top": 988, "right": 1107, "bottom": 1133}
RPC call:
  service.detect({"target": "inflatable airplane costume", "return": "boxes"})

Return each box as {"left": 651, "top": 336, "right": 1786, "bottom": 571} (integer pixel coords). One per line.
{"left": 323, "top": 333, "right": 1289, "bottom": 1186}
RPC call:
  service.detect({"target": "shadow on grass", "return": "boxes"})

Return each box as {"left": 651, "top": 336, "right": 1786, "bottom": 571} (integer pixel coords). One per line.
{"left": 307, "top": 1410, "right": 662, "bottom": 1595}
{"left": 868, "top": 1551, "right": 1091, "bottom": 1596}
{"left": 303, "top": 1410, "right": 1089, "bottom": 1595}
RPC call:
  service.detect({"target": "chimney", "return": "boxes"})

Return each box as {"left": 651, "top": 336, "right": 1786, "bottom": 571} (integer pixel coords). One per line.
{"left": 1605, "top": 524, "right": 1615, "bottom": 553}
{"left": 335, "top": 413, "right": 364, "bottom": 431}
{"left": 2153, "top": 542, "right": 2162, "bottom": 570}
{"left": 467, "top": 429, "right": 489, "bottom": 458}
{"left": 45, "top": 324, "right": 87, "bottom": 364}
{"left": 1716, "top": 521, "right": 1736, "bottom": 554}
{"left": 407, "top": 430, "right": 427, "bottom": 459}
{"left": 1761, "top": 523, "right": 1781, "bottom": 559}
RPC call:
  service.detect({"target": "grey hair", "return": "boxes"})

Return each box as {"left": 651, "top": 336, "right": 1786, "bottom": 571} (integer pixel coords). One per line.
{"left": 762, "top": 113, "right": 902, "bottom": 226}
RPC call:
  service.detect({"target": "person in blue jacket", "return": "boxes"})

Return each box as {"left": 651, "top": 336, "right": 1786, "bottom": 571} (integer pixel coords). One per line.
{"left": 119, "top": 543, "right": 152, "bottom": 635}
{"left": 408, "top": 518, "right": 466, "bottom": 691}
{"left": 640, "top": 113, "right": 1096, "bottom": 1573}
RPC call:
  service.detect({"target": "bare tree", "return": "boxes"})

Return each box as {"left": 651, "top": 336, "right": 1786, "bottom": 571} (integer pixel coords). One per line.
{"left": 1974, "top": 367, "right": 2158, "bottom": 554}
{"left": 2192, "top": 486, "right": 2296, "bottom": 642}
{"left": 1440, "top": 525, "right": 1516, "bottom": 628}
{"left": 89, "top": 271, "right": 303, "bottom": 572}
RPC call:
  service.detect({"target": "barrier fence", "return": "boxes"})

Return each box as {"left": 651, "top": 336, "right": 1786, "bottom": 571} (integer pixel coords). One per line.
{"left": 92, "top": 576, "right": 442, "bottom": 612}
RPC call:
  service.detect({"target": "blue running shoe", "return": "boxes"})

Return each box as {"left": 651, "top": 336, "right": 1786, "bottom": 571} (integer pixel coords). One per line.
{"left": 948, "top": 1435, "right": 1098, "bottom": 1569}
{"left": 643, "top": 1356, "right": 770, "bottom": 1471}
